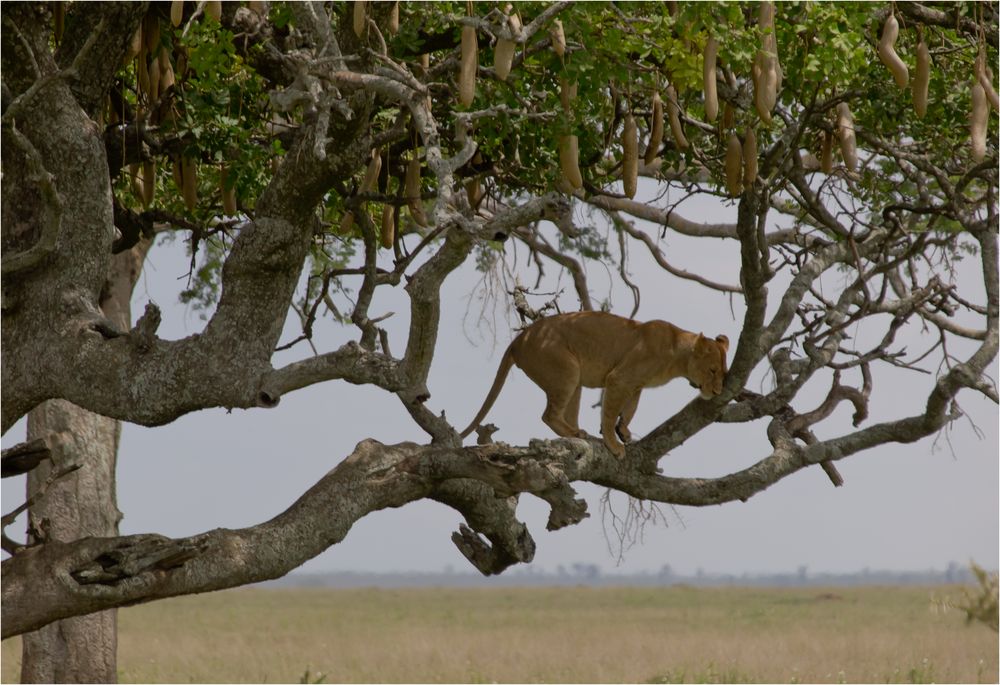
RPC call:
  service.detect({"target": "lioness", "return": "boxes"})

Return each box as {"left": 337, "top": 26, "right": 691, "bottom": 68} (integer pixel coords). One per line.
{"left": 460, "top": 311, "right": 729, "bottom": 457}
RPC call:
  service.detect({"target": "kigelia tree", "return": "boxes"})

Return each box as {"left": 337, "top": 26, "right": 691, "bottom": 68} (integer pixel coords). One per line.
{"left": 2, "top": 0, "right": 997, "bottom": 640}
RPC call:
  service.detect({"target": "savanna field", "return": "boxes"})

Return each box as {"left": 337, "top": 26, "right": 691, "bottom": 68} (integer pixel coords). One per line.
{"left": 2, "top": 585, "right": 996, "bottom": 683}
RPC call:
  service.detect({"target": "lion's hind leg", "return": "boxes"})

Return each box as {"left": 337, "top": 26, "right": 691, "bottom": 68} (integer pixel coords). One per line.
{"left": 515, "top": 345, "right": 588, "bottom": 440}
{"left": 566, "top": 383, "right": 583, "bottom": 432}
{"left": 541, "top": 384, "right": 589, "bottom": 439}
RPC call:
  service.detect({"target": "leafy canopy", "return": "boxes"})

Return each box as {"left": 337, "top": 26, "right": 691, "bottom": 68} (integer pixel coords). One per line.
{"left": 110, "top": 1, "right": 996, "bottom": 311}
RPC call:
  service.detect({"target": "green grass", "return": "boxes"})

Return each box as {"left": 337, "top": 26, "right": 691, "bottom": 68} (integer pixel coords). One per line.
{"left": 3, "top": 585, "right": 997, "bottom": 683}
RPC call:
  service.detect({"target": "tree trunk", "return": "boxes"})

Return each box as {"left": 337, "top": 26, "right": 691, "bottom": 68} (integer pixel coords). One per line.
{"left": 20, "top": 245, "right": 149, "bottom": 684}
{"left": 22, "top": 403, "right": 122, "bottom": 683}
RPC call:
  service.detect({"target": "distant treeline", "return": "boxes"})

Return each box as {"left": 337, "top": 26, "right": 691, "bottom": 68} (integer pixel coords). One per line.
{"left": 263, "top": 562, "right": 988, "bottom": 589}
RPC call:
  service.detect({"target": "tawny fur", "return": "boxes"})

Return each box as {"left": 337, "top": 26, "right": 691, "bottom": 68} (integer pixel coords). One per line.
{"left": 460, "top": 311, "right": 729, "bottom": 458}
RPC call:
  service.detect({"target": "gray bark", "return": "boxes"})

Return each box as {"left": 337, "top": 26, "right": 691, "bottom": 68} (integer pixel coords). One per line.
{"left": 22, "top": 402, "right": 121, "bottom": 684}
{"left": 20, "top": 246, "right": 147, "bottom": 683}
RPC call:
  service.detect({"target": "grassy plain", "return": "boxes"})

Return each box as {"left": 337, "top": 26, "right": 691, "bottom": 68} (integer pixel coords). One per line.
{"left": 3, "top": 585, "right": 996, "bottom": 683}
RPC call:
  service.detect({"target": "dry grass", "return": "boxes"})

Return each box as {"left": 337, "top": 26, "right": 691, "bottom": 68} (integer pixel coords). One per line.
{"left": 3, "top": 585, "right": 997, "bottom": 683}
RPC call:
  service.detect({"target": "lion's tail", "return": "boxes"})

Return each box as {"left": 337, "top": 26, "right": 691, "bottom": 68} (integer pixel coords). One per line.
{"left": 459, "top": 344, "right": 517, "bottom": 438}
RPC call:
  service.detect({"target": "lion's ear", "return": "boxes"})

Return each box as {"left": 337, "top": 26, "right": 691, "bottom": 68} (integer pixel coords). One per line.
{"left": 715, "top": 334, "right": 729, "bottom": 352}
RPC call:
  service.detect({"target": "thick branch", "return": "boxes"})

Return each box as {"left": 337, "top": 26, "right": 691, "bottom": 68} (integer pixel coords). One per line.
{"left": 56, "top": 2, "right": 147, "bottom": 119}
{"left": 631, "top": 188, "right": 770, "bottom": 467}
{"left": 2, "top": 53, "right": 372, "bottom": 432}
{"left": 586, "top": 194, "right": 738, "bottom": 240}
{"left": 895, "top": 3, "right": 997, "bottom": 48}
{"left": 0, "top": 438, "right": 550, "bottom": 637}
{"left": 271, "top": 333, "right": 400, "bottom": 385}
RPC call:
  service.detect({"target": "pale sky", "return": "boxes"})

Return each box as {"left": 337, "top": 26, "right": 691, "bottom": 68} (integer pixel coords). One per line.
{"left": 3, "top": 188, "right": 998, "bottom": 577}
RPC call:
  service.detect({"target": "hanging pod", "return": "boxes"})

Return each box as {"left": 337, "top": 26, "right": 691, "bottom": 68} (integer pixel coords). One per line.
{"left": 405, "top": 154, "right": 428, "bottom": 227}
{"left": 665, "top": 85, "right": 688, "bottom": 150}
{"left": 128, "top": 164, "right": 145, "bottom": 205}
{"left": 204, "top": 1, "right": 221, "bottom": 22}
{"left": 494, "top": 38, "right": 515, "bottom": 81}
{"left": 380, "top": 204, "right": 395, "bottom": 249}
{"left": 220, "top": 165, "right": 237, "bottom": 215}
{"left": 877, "top": 14, "right": 909, "bottom": 88}
{"left": 622, "top": 113, "right": 638, "bottom": 199}
{"left": 703, "top": 37, "right": 719, "bottom": 123}
{"left": 361, "top": 148, "right": 382, "bottom": 194}
{"left": 458, "top": 24, "right": 478, "bottom": 107}
{"left": 724, "top": 133, "right": 743, "bottom": 197}
{"left": 558, "top": 135, "right": 583, "bottom": 190}
{"left": 387, "top": 2, "right": 399, "bottom": 35}
{"left": 159, "top": 48, "right": 175, "bottom": 93}
{"left": 976, "top": 47, "right": 999, "bottom": 112}
{"left": 170, "top": 0, "right": 184, "bottom": 27}
{"left": 753, "top": 1, "right": 779, "bottom": 124}
{"left": 551, "top": 19, "right": 566, "bottom": 58}
{"left": 836, "top": 102, "right": 857, "bottom": 172}
{"left": 820, "top": 129, "right": 834, "bottom": 174}
{"left": 970, "top": 80, "right": 988, "bottom": 163}
{"left": 181, "top": 155, "right": 198, "bottom": 212}
{"left": 912, "top": 36, "right": 930, "bottom": 118}
{"left": 353, "top": 0, "right": 366, "bottom": 37}
{"left": 494, "top": 4, "right": 517, "bottom": 81}
{"left": 645, "top": 91, "right": 664, "bottom": 165}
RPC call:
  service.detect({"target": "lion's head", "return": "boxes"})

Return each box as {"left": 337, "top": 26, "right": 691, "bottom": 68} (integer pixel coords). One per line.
{"left": 687, "top": 334, "right": 729, "bottom": 399}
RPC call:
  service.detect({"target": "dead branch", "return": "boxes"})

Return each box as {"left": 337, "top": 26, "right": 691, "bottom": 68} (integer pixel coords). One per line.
{"left": 1, "top": 439, "right": 51, "bottom": 478}
{"left": 2, "top": 461, "right": 82, "bottom": 555}
{"left": 513, "top": 227, "right": 594, "bottom": 311}
{"left": 610, "top": 210, "right": 742, "bottom": 293}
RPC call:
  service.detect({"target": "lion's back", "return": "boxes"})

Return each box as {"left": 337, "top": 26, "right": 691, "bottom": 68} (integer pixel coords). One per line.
{"left": 512, "top": 312, "right": 646, "bottom": 385}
